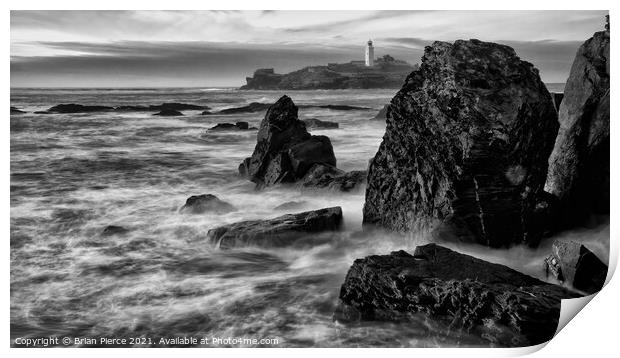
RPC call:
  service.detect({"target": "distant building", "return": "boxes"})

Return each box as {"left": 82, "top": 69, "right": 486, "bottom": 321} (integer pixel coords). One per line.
{"left": 365, "top": 40, "right": 374, "bottom": 67}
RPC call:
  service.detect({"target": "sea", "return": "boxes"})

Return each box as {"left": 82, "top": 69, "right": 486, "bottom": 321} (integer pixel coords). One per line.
{"left": 10, "top": 86, "right": 608, "bottom": 347}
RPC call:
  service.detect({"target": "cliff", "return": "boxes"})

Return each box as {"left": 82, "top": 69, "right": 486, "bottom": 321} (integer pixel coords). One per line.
{"left": 240, "top": 55, "right": 417, "bottom": 90}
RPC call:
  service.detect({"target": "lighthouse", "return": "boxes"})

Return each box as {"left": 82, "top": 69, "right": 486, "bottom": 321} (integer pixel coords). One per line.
{"left": 365, "top": 40, "right": 374, "bottom": 67}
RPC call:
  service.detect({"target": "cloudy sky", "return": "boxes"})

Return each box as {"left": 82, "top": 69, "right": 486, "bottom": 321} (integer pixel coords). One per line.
{"left": 10, "top": 10, "right": 608, "bottom": 87}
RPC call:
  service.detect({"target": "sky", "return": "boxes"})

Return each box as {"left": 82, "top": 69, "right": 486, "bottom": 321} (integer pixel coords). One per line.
{"left": 10, "top": 10, "right": 608, "bottom": 87}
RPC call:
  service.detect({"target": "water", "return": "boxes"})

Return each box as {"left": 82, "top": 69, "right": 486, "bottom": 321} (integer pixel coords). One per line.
{"left": 10, "top": 87, "right": 607, "bottom": 348}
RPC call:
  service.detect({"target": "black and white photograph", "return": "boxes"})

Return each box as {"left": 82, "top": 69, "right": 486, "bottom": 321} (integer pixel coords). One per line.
{"left": 8, "top": 4, "right": 613, "bottom": 351}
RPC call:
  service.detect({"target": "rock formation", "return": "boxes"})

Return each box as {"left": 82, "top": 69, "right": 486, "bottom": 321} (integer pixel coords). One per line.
{"left": 238, "top": 95, "right": 337, "bottom": 189}
{"left": 10, "top": 106, "right": 26, "bottom": 114}
{"left": 207, "top": 206, "right": 342, "bottom": 249}
{"left": 101, "top": 225, "right": 129, "bottom": 236}
{"left": 208, "top": 122, "right": 256, "bottom": 131}
{"left": 336, "top": 244, "right": 575, "bottom": 346}
{"left": 153, "top": 109, "right": 183, "bottom": 116}
{"left": 302, "top": 118, "right": 339, "bottom": 129}
{"left": 544, "top": 30, "right": 610, "bottom": 227}
{"left": 180, "top": 194, "right": 236, "bottom": 214}
{"left": 543, "top": 240, "right": 607, "bottom": 294}
{"left": 363, "top": 39, "right": 559, "bottom": 247}
{"left": 300, "top": 164, "right": 367, "bottom": 192}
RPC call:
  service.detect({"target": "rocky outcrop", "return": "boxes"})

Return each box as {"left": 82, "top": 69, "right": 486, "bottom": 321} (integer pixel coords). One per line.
{"left": 41, "top": 103, "right": 209, "bottom": 114}
{"left": 543, "top": 240, "right": 607, "bottom": 294}
{"left": 239, "top": 95, "right": 337, "bottom": 189}
{"left": 544, "top": 30, "right": 610, "bottom": 227}
{"left": 363, "top": 39, "right": 559, "bottom": 247}
{"left": 336, "top": 244, "right": 575, "bottom": 346}
{"left": 240, "top": 58, "right": 417, "bottom": 90}
{"left": 207, "top": 207, "right": 342, "bottom": 249}
{"left": 300, "top": 164, "right": 367, "bottom": 192}
{"left": 47, "top": 104, "right": 114, "bottom": 113}
{"left": 10, "top": 106, "right": 26, "bottom": 114}
{"left": 208, "top": 122, "right": 256, "bottom": 131}
{"left": 302, "top": 118, "right": 339, "bottom": 129}
{"left": 153, "top": 109, "right": 183, "bottom": 116}
{"left": 180, "top": 194, "right": 236, "bottom": 214}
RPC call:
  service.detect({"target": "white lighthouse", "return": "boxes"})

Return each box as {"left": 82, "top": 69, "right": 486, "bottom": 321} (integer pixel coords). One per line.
{"left": 365, "top": 40, "right": 374, "bottom": 67}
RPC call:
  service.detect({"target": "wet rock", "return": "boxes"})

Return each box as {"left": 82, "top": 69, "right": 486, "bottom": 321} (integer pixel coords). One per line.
{"left": 543, "top": 240, "right": 607, "bottom": 294}
{"left": 300, "top": 164, "right": 366, "bottom": 192}
{"left": 180, "top": 194, "right": 236, "bottom": 214}
{"left": 11, "top": 106, "right": 26, "bottom": 114}
{"left": 545, "top": 30, "right": 610, "bottom": 228}
{"left": 153, "top": 109, "right": 184, "bottom": 116}
{"left": 208, "top": 121, "right": 254, "bottom": 131}
{"left": 273, "top": 201, "right": 307, "bottom": 211}
{"left": 371, "top": 104, "right": 389, "bottom": 120}
{"left": 302, "top": 118, "right": 339, "bottom": 129}
{"left": 207, "top": 206, "right": 342, "bottom": 249}
{"left": 47, "top": 104, "right": 114, "bottom": 113}
{"left": 239, "top": 95, "right": 337, "bottom": 189}
{"left": 101, "top": 225, "right": 129, "bottom": 236}
{"left": 363, "top": 39, "right": 559, "bottom": 247}
{"left": 336, "top": 243, "right": 575, "bottom": 346}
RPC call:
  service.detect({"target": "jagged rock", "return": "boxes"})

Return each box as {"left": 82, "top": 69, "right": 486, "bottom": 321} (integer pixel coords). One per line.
{"left": 371, "top": 104, "right": 389, "bottom": 120}
{"left": 545, "top": 30, "right": 610, "bottom": 228}
{"left": 47, "top": 104, "right": 114, "bottom": 113}
{"left": 336, "top": 244, "right": 575, "bottom": 346}
{"left": 11, "top": 106, "right": 25, "bottom": 114}
{"left": 208, "top": 122, "right": 254, "bottom": 131}
{"left": 180, "top": 194, "right": 236, "bottom": 214}
{"left": 239, "top": 95, "right": 337, "bottom": 188}
{"left": 363, "top": 39, "right": 559, "bottom": 247}
{"left": 153, "top": 109, "right": 183, "bottom": 116}
{"left": 207, "top": 207, "right": 342, "bottom": 249}
{"left": 273, "top": 201, "right": 307, "bottom": 211}
{"left": 300, "top": 164, "right": 366, "bottom": 192}
{"left": 302, "top": 118, "right": 339, "bottom": 129}
{"left": 101, "top": 225, "right": 129, "bottom": 236}
{"left": 550, "top": 92, "right": 564, "bottom": 112}
{"left": 543, "top": 240, "right": 607, "bottom": 294}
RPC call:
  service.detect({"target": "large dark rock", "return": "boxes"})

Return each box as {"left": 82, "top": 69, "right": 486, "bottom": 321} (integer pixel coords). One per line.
{"left": 302, "top": 118, "right": 339, "bottom": 129}
{"left": 363, "top": 39, "right": 559, "bottom": 247}
{"left": 545, "top": 30, "right": 610, "bottom": 227}
{"left": 115, "top": 103, "right": 209, "bottom": 112}
{"left": 337, "top": 244, "right": 575, "bottom": 346}
{"left": 300, "top": 164, "right": 367, "bottom": 192}
{"left": 239, "top": 95, "right": 337, "bottom": 189}
{"left": 101, "top": 225, "right": 129, "bottom": 236}
{"left": 543, "top": 240, "right": 607, "bottom": 294}
{"left": 207, "top": 207, "right": 342, "bottom": 249}
{"left": 180, "top": 194, "right": 236, "bottom": 214}
{"left": 47, "top": 104, "right": 114, "bottom": 113}
{"left": 153, "top": 109, "right": 184, "bottom": 116}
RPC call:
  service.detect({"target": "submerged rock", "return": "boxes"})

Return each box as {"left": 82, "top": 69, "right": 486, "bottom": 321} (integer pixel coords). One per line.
{"left": 302, "top": 118, "right": 339, "bottom": 129}
{"left": 47, "top": 104, "right": 114, "bottom": 113}
{"left": 273, "top": 201, "right": 307, "bottom": 211}
{"left": 239, "top": 95, "right": 337, "bottom": 189}
{"left": 101, "top": 225, "right": 129, "bottom": 236}
{"left": 207, "top": 206, "right": 342, "bottom": 249}
{"left": 212, "top": 102, "right": 271, "bottom": 114}
{"left": 153, "top": 109, "right": 184, "bottom": 116}
{"left": 336, "top": 243, "right": 575, "bottom": 346}
{"left": 208, "top": 121, "right": 255, "bottom": 131}
{"left": 545, "top": 30, "right": 610, "bottom": 228}
{"left": 180, "top": 194, "right": 236, "bottom": 214}
{"left": 300, "top": 164, "right": 366, "bottom": 192}
{"left": 10, "top": 106, "right": 26, "bottom": 114}
{"left": 543, "top": 240, "right": 607, "bottom": 294}
{"left": 363, "top": 39, "right": 559, "bottom": 247}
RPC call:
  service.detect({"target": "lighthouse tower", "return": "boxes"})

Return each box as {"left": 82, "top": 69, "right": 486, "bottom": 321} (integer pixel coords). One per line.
{"left": 365, "top": 40, "right": 374, "bottom": 67}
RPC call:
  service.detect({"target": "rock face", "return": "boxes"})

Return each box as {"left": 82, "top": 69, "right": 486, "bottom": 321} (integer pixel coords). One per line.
{"left": 337, "top": 244, "right": 575, "bottom": 346}
{"left": 207, "top": 207, "right": 342, "bottom": 249}
{"left": 300, "top": 164, "right": 367, "bottom": 192}
{"left": 543, "top": 240, "right": 607, "bottom": 294}
{"left": 302, "top": 118, "right": 339, "bottom": 129}
{"left": 153, "top": 109, "right": 183, "bottom": 116}
{"left": 180, "top": 194, "right": 236, "bottom": 214}
{"left": 363, "top": 39, "right": 559, "bottom": 247}
{"left": 544, "top": 30, "right": 610, "bottom": 227}
{"left": 239, "top": 95, "right": 337, "bottom": 189}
